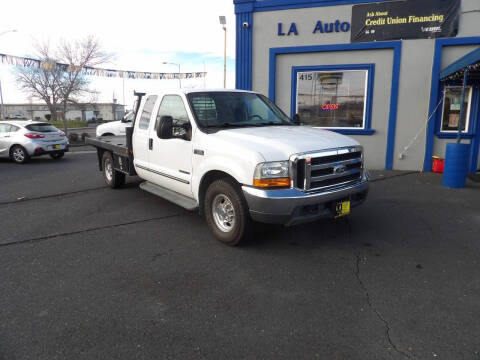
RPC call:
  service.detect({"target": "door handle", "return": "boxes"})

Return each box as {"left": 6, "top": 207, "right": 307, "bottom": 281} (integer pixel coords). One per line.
{"left": 149, "top": 138, "right": 153, "bottom": 150}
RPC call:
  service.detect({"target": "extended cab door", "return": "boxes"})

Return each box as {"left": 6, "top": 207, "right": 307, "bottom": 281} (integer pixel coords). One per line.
{"left": 132, "top": 95, "right": 158, "bottom": 181}
{"left": 148, "top": 95, "right": 193, "bottom": 197}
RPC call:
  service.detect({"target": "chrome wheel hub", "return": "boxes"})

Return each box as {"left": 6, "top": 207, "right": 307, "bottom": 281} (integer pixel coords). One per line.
{"left": 105, "top": 159, "right": 113, "bottom": 181}
{"left": 13, "top": 148, "right": 25, "bottom": 162}
{"left": 212, "top": 194, "right": 236, "bottom": 232}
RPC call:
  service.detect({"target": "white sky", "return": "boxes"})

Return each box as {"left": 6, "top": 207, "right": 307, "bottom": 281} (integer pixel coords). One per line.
{"left": 0, "top": 0, "right": 236, "bottom": 108}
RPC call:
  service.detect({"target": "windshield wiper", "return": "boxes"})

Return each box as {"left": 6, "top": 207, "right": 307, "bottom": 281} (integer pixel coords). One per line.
{"left": 223, "top": 122, "right": 247, "bottom": 127}
{"left": 203, "top": 121, "right": 292, "bottom": 128}
{"left": 255, "top": 121, "right": 292, "bottom": 126}
{"left": 204, "top": 122, "right": 251, "bottom": 128}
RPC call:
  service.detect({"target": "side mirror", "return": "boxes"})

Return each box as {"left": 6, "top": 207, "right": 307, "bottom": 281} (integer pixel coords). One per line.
{"left": 157, "top": 115, "right": 173, "bottom": 139}
{"left": 181, "top": 122, "right": 192, "bottom": 141}
{"left": 293, "top": 113, "right": 301, "bottom": 125}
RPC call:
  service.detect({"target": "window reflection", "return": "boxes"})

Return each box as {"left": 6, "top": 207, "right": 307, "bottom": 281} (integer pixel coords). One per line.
{"left": 441, "top": 86, "right": 471, "bottom": 132}
{"left": 296, "top": 70, "right": 368, "bottom": 129}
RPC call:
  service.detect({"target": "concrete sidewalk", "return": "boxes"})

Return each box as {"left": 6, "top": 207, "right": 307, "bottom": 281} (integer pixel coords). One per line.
{"left": 370, "top": 169, "right": 480, "bottom": 187}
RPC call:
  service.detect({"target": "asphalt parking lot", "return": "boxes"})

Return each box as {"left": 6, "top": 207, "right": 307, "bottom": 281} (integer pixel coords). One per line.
{"left": 0, "top": 149, "right": 479, "bottom": 360}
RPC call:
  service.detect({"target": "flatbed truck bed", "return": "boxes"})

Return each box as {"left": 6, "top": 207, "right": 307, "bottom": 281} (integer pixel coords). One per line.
{"left": 86, "top": 135, "right": 136, "bottom": 176}
{"left": 87, "top": 135, "right": 128, "bottom": 155}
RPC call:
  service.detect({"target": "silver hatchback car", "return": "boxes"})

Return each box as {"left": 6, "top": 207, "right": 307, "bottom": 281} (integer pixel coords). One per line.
{"left": 0, "top": 120, "right": 69, "bottom": 164}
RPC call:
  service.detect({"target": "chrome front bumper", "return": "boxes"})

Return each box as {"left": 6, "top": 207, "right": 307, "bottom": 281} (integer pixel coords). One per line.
{"left": 242, "top": 171, "right": 370, "bottom": 226}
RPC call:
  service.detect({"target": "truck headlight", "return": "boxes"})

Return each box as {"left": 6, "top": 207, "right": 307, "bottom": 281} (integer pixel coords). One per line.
{"left": 253, "top": 161, "right": 290, "bottom": 188}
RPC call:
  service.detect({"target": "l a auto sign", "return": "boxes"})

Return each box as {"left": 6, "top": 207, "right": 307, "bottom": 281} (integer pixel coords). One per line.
{"left": 277, "top": 20, "right": 351, "bottom": 36}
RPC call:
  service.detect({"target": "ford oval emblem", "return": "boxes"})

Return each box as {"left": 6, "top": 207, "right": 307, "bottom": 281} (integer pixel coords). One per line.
{"left": 333, "top": 164, "right": 347, "bottom": 174}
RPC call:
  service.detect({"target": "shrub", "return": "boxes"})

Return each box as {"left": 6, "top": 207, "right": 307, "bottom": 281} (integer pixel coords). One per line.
{"left": 68, "top": 132, "right": 79, "bottom": 142}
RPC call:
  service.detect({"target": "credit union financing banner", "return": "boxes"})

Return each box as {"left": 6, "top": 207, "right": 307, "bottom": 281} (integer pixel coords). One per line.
{"left": 351, "top": 0, "right": 460, "bottom": 43}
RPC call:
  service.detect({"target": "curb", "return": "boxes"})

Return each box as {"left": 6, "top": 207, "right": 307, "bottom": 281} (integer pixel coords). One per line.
{"left": 69, "top": 143, "right": 91, "bottom": 147}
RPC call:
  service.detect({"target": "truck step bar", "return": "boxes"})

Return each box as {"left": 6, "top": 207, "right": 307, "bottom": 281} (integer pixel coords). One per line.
{"left": 139, "top": 181, "right": 199, "bottom": 211}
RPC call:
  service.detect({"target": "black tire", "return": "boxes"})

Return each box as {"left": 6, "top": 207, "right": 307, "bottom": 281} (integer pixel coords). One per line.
{"left": 101, "top": 133, "right": 114, "bottom": 137}
{"left": 10, "top": 145, "right": 30, "bottom": 164}
{"left": 204, "top": 178, "right": 252, "bottom": 246}
{"left": 102, "top": 151, "right": 125, "bottom": 189}
{"left": 49, "top": 151, "right": 65, "bottom": 159}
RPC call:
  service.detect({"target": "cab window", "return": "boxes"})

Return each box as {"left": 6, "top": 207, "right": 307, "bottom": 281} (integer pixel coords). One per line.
{"left": 156, "top": 95, "right": 191, "bottom": 139}
{"left": 138, "top": 95, "right": 158, "bottom": 130}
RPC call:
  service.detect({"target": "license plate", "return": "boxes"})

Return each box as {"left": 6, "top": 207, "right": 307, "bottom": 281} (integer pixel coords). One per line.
{"left": 334, "top": 200, "right": 351, "bottom": 218}
{"left": 53, "top": 144, "right": 61, "bottom": 149}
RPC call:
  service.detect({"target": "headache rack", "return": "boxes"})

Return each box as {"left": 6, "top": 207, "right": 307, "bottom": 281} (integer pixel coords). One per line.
{"left": 290, "top": 146, "right": 364, "bottom": 192}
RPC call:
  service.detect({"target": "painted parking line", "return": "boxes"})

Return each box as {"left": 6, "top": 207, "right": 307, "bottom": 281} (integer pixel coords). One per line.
{"left": 66, "top": 150, "right": 97, "bottom": 154}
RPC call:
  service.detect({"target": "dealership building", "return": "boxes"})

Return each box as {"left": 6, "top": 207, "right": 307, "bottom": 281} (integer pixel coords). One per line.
{"left": 234, "top": 0, "right": 480, "bottom": 172}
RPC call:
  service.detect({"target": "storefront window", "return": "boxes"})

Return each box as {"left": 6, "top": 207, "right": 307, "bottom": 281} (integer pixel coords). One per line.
{"left": 441, "top": 86, "right": 471, "bottom": 132}
{"left": 296, "top": 70, "right": 368, "bottom": 129}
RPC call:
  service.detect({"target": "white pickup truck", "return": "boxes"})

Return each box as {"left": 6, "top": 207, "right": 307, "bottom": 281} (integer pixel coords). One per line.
{"left": 87, "top": 90, "right": 369, "bottom": 245}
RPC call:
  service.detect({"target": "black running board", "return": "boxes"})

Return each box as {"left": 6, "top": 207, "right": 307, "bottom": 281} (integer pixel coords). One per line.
{"left": 139, "top": 181, "right": 198, "bottom": 211}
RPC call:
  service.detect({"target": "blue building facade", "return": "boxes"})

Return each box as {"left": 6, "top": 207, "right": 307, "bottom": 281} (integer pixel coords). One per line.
{"left": 234, "top": 0, "right": 480, "bottom": 172}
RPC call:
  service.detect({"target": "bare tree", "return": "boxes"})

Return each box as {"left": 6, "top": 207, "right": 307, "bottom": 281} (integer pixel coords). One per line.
{"left": 15, "top": 36, "right": 112, "bottom": 133}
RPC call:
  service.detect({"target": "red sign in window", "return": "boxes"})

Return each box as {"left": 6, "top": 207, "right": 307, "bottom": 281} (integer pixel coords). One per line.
{"left": 321, "top": 103, "right": 339, "bottom": 111}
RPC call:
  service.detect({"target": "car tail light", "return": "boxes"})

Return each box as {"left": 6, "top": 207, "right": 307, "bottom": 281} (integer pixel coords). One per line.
{"left": 24, "top": 133, "right": 45, "bottom": 139}
{"left": 59, "top": 131, "right": 65, "bottom": 137}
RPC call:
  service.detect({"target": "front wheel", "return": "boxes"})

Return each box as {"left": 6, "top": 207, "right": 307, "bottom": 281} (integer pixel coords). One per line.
{"left": 102, "top": 151, "right": 125, "bottom": 188}
{"left": 204, "top": 179, "right": 252, "bottom": 246}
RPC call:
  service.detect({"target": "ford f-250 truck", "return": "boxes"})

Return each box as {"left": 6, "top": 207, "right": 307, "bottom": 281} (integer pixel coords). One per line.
{"left": 87, "top": 90, "right": 369, "bottom": 245}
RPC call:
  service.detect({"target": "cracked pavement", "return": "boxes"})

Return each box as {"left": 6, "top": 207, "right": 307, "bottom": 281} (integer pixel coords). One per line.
{"left": 1, "top": 153, "right": 479, "bottom": 359}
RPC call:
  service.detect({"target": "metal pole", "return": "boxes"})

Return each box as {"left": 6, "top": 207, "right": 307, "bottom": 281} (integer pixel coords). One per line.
{"left": 0, "top": 30, "right": 18, "bottom": 121}
{"left": 223, "top": 26, "right": 227, "bottom": 88}
{"left": 122, "top": 78, "right": 125, "bottom": 106}
{"left": 203, "top": 61, "right": 206, "bottom": 89}
{"left": 178, "top": 64, "right": 182, "bottom": 89}
{"left": 456, "top": 69, "right": 469, "bottom": 144}
{"left": 0, "top": 79, "right": 5, "bottom": 120}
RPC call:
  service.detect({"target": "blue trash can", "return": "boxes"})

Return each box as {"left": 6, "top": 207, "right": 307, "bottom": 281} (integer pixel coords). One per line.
{"left": 442, "top": 143, "right": 470, "bottom": 188}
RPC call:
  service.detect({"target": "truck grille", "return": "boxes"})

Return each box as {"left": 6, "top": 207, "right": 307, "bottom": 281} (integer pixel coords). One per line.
{"left": 291, "top": 147, "right": 363, "bottom": 192}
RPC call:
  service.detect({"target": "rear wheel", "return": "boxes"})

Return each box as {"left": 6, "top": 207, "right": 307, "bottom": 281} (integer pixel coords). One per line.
{"left": 10, "top": 145, "right": 30, "bottom": 164}
{"left": 204, "top": 178, "right": 252, "bottom": 246}
{"left": 49, "top": 151, "right": 65, "bottom": 159}
{"left": 102, "top": 151, "right": 125, "bottom": 188}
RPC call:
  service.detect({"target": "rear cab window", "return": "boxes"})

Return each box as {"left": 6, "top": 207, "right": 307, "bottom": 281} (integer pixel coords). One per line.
{"left": 25, "top": 124, "right": 59, "bottom": 133}
{"left": 138, "top": 96, "right": 158, "bottom": 130}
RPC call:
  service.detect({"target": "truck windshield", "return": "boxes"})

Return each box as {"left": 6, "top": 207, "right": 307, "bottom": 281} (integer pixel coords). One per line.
{"left": 186, "top": 92, "right": 293, "bottom": 128}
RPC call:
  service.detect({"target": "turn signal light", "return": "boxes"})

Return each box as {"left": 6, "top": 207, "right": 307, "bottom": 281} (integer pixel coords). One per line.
{"left": 253, "top": 178, "right": 291, "bottom": 188}
{"left": 24, "top": 133, "right": 44, "bottom": 139}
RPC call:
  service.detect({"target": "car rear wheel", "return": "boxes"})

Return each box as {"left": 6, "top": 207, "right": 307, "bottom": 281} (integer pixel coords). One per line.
{"left": 204, "top": 178, "right": 252, "bottom": 246}
{"left": 102, "top": 151, "right": 125, "bottom": 189}
{"left": 49, "top": 152, "right": 65, "bottom": 159}
{"left": 10, "top": 145, "right": 30, "bottom": 164}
